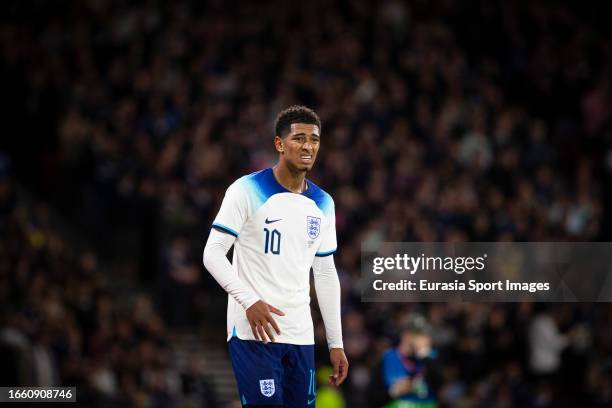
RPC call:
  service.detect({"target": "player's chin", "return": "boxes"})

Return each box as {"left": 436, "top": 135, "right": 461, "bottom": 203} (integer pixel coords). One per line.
{"left": 295, "top": 161, "right": 315, "bottom": 172}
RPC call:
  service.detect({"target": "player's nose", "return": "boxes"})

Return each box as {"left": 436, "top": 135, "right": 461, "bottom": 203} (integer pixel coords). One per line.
{"left": 302, "top": 141, "right": 314, "bottom": 152}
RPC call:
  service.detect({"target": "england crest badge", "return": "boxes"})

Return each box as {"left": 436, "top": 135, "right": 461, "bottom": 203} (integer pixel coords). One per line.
{"left": 260, "top": 379, "right": 275, "bottom": 397}
{"left": 307, "top": 216, "right": 321, "bottom": 239}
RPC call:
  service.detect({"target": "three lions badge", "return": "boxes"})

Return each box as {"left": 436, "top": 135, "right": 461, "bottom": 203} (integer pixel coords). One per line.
{"left": 307, "top": 216, "right": 321, "bottom": 239}
{"left": 260, "top": 379, "right": 275, "bottom": 397}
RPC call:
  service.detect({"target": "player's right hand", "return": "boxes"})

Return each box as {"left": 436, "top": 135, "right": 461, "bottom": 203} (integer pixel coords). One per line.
{"left": 246, "top": 300, "right": 285, "bottom": 343}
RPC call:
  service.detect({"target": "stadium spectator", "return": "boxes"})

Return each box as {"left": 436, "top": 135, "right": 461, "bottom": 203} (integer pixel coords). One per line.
{"left": 528, "top": 307, "right": 569, "bottom": 377}
{"left": 381, "top": 314, "right": 438, "bottom": 407}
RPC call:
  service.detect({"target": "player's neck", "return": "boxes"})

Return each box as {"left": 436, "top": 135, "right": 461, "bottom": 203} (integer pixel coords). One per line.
{"left": 273, "top": 164, "right": 307, "bottom": 193}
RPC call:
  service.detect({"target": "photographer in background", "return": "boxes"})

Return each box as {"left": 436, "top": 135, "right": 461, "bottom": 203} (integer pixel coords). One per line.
{"left": 381, "top": 315, "right": 438, "bottom": 408}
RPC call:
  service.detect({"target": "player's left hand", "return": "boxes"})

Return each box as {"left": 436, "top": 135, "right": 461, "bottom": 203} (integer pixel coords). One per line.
{"left": 328, "top": 348, "right": 349, "bottom": 386}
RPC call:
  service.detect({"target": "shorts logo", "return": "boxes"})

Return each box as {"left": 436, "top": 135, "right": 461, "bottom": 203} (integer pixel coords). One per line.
{"left": 260, "top": 379, "right": 275, "bottom": 397}
{"left": 307, "top": 216, "right": 321, "bottom": 239}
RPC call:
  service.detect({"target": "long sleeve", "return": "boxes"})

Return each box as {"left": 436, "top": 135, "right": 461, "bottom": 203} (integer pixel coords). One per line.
{"left": 203, "top": 228, "right": 260, "bottom": 310}
{"left": 313, "top": 254, "right": 343, "bottom": 349}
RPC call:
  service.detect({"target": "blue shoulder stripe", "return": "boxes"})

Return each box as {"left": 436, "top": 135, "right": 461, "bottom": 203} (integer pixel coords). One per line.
{"left": 239, "top": 168, "right": 334, "bottom": 216}
{"left": 303, "top": 180, "right": 334, "bottom": 217}
{"left": 241, "top": 168, "right": 288, "bottom": 208}
{"left": 212, "top": 223, "right": 239, "bottom": 237}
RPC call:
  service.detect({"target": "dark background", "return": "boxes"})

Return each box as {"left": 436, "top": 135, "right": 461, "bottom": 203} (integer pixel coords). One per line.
{"left": 1, "top": 0, "right": 611, "bottom": 407}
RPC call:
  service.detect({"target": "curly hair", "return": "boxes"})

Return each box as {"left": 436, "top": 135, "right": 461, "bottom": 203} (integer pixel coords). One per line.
{"left": 274, "top": 105, "right": 321, "bottom": 137}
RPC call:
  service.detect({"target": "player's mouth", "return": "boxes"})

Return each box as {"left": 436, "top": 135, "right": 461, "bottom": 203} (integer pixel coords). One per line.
{"left": 299, "top": 154, "right": 313, "bottom": 163}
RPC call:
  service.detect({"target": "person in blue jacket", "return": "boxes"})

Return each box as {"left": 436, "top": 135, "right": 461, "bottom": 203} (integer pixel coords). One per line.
{"left": 381, "top": 314, "right": 438, "bottom": 408}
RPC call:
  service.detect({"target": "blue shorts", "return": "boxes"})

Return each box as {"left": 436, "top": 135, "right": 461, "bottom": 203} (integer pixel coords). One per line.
{"left": 228, "top": 338, "right": 316, "bottom": 407}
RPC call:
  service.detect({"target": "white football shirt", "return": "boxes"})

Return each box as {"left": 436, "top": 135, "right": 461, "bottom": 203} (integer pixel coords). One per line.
{"left": 212, "top": 168, "right": 337, "bottom": 345}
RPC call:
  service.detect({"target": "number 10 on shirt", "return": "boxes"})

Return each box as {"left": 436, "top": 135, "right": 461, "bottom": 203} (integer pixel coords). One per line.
{"left": 264, "top": 228, "right": 281, "bottom": 254}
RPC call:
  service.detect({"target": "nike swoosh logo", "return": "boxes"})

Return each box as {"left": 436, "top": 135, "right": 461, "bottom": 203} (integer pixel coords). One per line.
{"left": 308, "top": 398, "right": 316, "bottom": 405}
{"left": 265, "top": 218, "right": 282, "bottom": 224}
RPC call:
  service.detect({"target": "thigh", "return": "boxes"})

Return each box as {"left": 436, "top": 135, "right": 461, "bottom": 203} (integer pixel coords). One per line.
{"left": 229, "top": 338, "right": 285, "bottom": 406}
{"left": 282, "top": 344, "right": 316, "bottom": 408}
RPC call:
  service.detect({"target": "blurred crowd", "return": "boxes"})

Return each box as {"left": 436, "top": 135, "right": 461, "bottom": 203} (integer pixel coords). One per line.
{"left": 0, "top": 155, "right": 218, "bottom": 407}
{"left": 1, "top": 0, "right": 612, "bottom": 407}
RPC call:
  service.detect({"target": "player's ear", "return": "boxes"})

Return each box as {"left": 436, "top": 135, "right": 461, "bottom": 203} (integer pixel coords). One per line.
{"left": 274, "top": 136, "right": 284, "bottom": 154}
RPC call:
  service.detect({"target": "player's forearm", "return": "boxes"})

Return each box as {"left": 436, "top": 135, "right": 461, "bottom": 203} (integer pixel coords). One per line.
{"left": 203, "top": 229, "right": 260, "bottom": 309}
{"left": 313, "top": 255, "right": 343, "bottom": 349}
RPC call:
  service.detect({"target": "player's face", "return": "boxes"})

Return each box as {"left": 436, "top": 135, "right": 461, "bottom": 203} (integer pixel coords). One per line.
{"left": 276, "top": 123, "right": 321, "bottom": 172}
